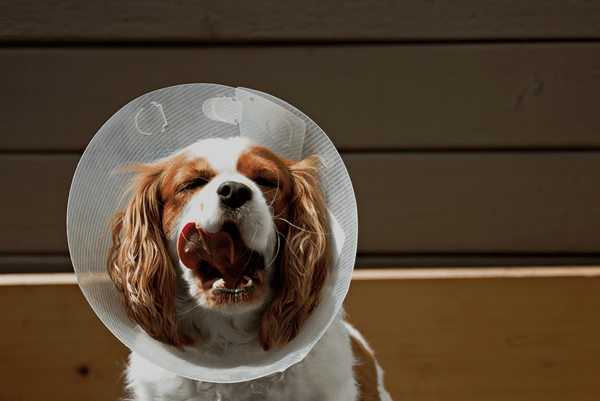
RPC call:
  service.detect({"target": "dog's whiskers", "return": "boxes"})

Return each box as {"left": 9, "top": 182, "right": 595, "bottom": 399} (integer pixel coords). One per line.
{"left": 267, "top": 172, "right": 281, "bottom": 208}
{"left": 176, "top": 299, "right": 204, "bottom": 316}
{"left": 264, "top": 225, "right": 282, "bottom": 270}
{"left": 274, "top": 217, "right": 332, "bottom": 235}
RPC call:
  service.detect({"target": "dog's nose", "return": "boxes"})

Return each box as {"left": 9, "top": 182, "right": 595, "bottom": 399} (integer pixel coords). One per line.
{"left": 217, "top": 181, "right": 253, "bottom": 209}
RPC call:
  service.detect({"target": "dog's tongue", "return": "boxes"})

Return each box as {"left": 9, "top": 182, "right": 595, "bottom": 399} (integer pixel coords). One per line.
{"left": 178, "top": 222, "right": 247, "bottom": 287}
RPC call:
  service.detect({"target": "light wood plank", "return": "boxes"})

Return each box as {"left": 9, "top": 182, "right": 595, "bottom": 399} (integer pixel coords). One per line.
{"left": 2, "top": 152, "right": 600, "bottom": 254}
{"left": 4, "top": 266, "right": 600, "bottom": 286}
{"left": 1, "top": 44, "right": 600, "bottom": 150}
{"left": 0, "top": 282, "right": 128, "bottom": 401}
{"left": 344, "top": 275, "right": 600, "bottom": 401}
{"left": 1, "top": 0, "right": 600, "bottom": 42}
{"left": 0, "top": 272, "right": 77, "bottom": 285}
{"left": 2, "top": 272, "right": 600, "bottom": 400}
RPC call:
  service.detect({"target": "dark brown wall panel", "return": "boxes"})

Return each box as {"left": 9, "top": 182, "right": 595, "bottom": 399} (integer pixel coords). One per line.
{"left": 1, "top": 44, "right": 599, "bottom": 151}
{"left": 1, "top": 0, "right": 600, "bottom": 42}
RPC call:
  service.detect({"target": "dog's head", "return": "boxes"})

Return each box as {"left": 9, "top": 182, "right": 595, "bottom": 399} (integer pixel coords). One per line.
{"left": 107, "top": 137, "right": 330, "bottom": 351}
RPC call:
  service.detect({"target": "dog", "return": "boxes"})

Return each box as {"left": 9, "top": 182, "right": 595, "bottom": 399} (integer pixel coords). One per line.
{"left": 107, "top": 136, "right": 392, "bottom": 400}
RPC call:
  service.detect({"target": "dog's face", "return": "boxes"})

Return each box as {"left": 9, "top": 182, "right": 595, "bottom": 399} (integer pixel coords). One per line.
{"left": 107, "top": 137, "right": 330, "bottom": 351}
{"left": 161, "top": 138, "right": 293, "bottom": 313}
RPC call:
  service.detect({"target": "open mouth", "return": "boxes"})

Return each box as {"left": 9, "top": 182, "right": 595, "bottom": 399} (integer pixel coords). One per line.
{"left": 177, "top": 221, "right": 265, "bottom": 293}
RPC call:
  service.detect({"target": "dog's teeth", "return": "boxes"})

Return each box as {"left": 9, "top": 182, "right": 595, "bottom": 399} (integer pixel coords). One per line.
{"left": 241, "top": 275, "right": 252, "bottom": 287}
{"left": 213, "top": 278, "right": 225, "bottom": 289}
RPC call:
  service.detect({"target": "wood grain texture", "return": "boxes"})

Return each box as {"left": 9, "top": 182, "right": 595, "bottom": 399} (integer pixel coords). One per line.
{"left": 344, "top": 276, "right": 600, "bottom": 401}
{"left": 351, "top": 266, "right": 600, "bottom": 280}
{"left": 0, "top": 282, "right": 128, "bottom": 401}
{"left": 2, "top": 272, "right": 600, "bottom": 400}
{"left": 344, "top": 152, "right": 600, "bottom": 253}
{"left": 6, "top": 255, "right": 600, "bottom": 274}
{"left": 1, "top": 44, "right": 600, "bottom": 151}
{"left": 0, "top": 154, "right": 78, "bottom": 253}
{"left": 1, "top": 152, "right": 599, "bottom": 254}
{"left": 1, "top": 0, "right": 600, "bottom": 42}
{"left": 0, "top": 255, "right": 74, "bottom": 274}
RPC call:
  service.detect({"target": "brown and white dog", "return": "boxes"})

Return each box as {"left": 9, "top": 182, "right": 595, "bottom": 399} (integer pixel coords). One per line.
{"left": 107, "top": 136, "right": 392, "bottom": 400}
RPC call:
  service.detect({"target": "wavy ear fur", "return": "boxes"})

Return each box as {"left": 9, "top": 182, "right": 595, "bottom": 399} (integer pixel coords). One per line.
{"left": 258, "top": 155, "right": 330, "bottom": 351}
{"left": 106, "top": 164, "right": 195, "bottom": 349}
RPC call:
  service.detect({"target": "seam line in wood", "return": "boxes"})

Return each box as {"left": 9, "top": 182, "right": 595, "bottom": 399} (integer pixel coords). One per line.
{"left": 2, "top": 267, "right": 600, "bottom": 286}
{"left": 351, "top": 267, "right": 600, "bottom": 280}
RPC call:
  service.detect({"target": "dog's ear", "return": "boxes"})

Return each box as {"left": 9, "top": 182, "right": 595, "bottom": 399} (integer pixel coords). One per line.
{"left": 106, "top": 163, "right": 195, "bottom": 349}
{"left": 258, "top": 155, "right": 330, "bottom": 351}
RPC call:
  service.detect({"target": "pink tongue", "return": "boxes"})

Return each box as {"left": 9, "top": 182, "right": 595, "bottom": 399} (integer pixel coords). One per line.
{"left": 177, "top": 222, "right": 247, "bottom": 287}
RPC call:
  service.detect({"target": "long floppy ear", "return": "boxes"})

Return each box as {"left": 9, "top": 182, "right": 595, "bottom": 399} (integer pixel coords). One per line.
{"left": 106, "top": 164, "right": 195, "bottom": 349}
{"left": 258, "top": 155, "right": 330, "bottom": 351}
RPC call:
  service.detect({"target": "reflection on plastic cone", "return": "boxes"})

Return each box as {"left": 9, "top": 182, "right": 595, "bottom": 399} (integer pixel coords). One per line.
{"left": 202, "top": 97, "right": 242, "bottom": 125}
{"left": 134, "top": 102, "right": 168, "bottom": 135}
{"left": 203, "top": 89, "right": 306, "bottom": 161}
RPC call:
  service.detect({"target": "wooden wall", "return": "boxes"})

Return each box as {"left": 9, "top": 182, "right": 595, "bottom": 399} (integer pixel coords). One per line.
{"left": 1, "top": 1, "right": 600, "bottom": 400}
{"left": 1, "top": 0, "right": 600, "bottom": 269}
{"left": 2, "top": 270, "right": 600, "bottom": 401}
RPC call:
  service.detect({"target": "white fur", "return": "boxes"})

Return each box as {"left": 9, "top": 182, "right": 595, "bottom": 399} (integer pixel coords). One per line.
{"left": 126, "top": 311, "right": 360, "bottom": 401}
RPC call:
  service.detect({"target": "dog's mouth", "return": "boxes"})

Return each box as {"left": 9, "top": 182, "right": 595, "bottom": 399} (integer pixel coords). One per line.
{"left": 177, "top": 221, "right": 265, "bottom": 293}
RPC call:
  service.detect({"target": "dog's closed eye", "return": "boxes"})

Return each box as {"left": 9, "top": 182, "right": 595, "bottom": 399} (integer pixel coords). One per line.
{"left": 178, "top": 177, "right": 210, "bottom": 193}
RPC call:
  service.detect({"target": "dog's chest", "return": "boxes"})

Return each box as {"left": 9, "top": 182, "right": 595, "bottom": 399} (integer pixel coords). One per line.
{"left": 127, "top": 356, "right": 325, "bottom": 401}
{"left": 193, "top": 371, "right": 316, "bottom": 401}
{"left": 125, "top": 315, "right": 358, "bottom": 401}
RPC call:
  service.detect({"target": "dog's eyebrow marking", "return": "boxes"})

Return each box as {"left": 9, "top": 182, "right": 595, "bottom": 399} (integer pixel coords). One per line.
{"left": 135, "top": 102, "right": 168, "bottom": 136}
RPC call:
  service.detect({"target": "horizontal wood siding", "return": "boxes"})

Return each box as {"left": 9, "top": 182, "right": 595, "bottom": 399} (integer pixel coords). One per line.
{"left": 2, "top": 272, "right": 600, "bottom": 400}
{"left": 1, "top": 0, "right": 600, "bottom": 42}
{"left": 345, "top": 152, "right": 600, "bottom": 253}
{"left": 1, "top": 44, "right": 600, "bottom": 151}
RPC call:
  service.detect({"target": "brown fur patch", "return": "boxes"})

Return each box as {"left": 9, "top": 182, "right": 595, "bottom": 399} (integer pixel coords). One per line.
{"left": 237, "top": 146, "right": 331, "bottom": 351}
{"left": 236, "top": 145, "right": 294, "bottom": 233}
{"left": 106, "top": 156, "right": 198, "bottom": 349}
{"left": 350, "top": 334, "right": 381, "bottom": 401}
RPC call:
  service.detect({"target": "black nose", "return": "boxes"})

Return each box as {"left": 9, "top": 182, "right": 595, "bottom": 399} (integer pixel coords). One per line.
{"left": 217, "top": 181, "right": 253, "bottom": 209}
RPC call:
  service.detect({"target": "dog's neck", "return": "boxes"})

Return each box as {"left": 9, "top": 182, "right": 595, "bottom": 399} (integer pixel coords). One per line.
{"left": 176, "top": 285, "right": 265, "bottom": 353}
{"left": 170, "top": 240, "right": 272, "bottom": 353}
